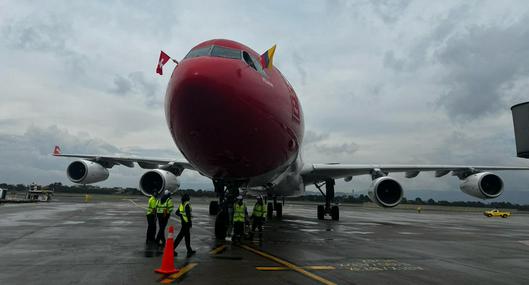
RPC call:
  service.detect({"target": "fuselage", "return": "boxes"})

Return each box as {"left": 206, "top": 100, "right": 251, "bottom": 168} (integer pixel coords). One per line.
{"left": 165, "top": 39, "right": 304, "bottom": 190}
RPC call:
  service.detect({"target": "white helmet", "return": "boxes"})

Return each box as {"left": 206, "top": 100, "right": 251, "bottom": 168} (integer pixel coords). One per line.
{"left": 236, "top": 195, "right": 243, "bottom": 200}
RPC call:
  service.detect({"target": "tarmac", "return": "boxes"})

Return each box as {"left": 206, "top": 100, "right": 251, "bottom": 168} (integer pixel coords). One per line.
{"left": 1, "top": 194, "right": 529, "bottom": 285}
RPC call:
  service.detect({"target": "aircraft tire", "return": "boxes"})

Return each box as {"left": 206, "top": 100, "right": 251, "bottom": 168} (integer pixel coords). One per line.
{"left": 317, "top": 205, "right": 324, "bottom": 220}
{"left": 331, "top": 205, "right": 339, "bottom": 221}
{"left": 267, "top": 202, "right": 273, "bottom": 219}
{"left": 209, "top": 201, "right": 219, "bottom": 215}
{"left": 275, "top": 203, "right": 283, "bottom": 219}
{"left": 215, "top": 209, "right": 228, "bottom": 240}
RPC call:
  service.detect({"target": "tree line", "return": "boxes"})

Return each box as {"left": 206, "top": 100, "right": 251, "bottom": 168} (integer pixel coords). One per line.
{"left": 1, "top": 182, "right": 528, "bottom": 210}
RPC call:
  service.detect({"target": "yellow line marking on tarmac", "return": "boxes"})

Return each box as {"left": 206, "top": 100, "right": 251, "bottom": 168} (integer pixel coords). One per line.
{"left": 159, "top": 263, "right": 198, "bottom": 284}
{"left": 256, "top": 266, "right": 336, "bottom": 271}
{"left": 209, "top": 245, "right": 226, "bottom": 255}
{"left": 240, "top": 245, "right": 336, "bottom": 285}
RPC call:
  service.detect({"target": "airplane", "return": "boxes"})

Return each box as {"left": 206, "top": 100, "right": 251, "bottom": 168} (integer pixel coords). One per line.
{"left": 53, "top": 39, "right": 529, "bottom": 239}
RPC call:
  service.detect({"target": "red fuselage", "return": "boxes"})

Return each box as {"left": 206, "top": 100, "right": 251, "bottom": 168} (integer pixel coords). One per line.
{"left": 165, "top": 39, "right": 304, "bottom": 182}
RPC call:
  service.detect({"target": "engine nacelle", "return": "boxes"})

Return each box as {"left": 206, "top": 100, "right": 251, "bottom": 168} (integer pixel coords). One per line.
{"left": 368, "top": 176, "right": 403, "bottom": 207}
{"left": 139, "top": 169, "right": 180, "bottom": 196}
{"left": 67, "top": 160, "right": 109, "bottom": 184}
{"left": 460, "top": 172, "right": 503, "bottom": 199}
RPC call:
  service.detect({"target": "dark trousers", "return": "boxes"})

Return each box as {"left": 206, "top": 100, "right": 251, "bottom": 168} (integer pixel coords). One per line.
{"left": 251, "top": 217, "right": 264, "bottom": 232}
{"left": 146, "top": 214, "right": 157, "bottom": 244}
{"left": 156, "top": 214, "right": 169, "bottom": 246}
{"left": 233, "top": 221, "right": 244, "bottom": 241}
{"left": 173, "top": 223, "right": 192, "bottom": 252}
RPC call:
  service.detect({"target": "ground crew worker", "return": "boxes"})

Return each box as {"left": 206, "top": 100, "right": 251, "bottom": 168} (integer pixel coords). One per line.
{"left": 250, "top": 196, "right": 266, "bottom": 239}
{"left": 145, "top": 193, "right": 158, "bottom": 246}
{"left": 155, "top": 190, "right": 174, "bottom": 248}
{"left": 173, "top": 193, "right": 196, "bottom": 257}
{"left": 232, "top": 195, "right": 248, "bottom": 242}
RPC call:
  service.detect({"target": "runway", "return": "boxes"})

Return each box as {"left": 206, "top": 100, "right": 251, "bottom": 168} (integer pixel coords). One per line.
{"left": 1, "top": 194, "right": 529, "bottom": 284}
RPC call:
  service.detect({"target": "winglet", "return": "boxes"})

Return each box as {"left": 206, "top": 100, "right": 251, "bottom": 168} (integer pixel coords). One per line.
{"left": 53, "top": 145, "right": 61, "bottom": 156}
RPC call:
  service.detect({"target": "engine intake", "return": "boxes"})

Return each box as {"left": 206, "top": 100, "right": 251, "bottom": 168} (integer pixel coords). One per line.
{"left": 460, "top": 172, "right": 503, "bottom": 199}
{"left": 139, "top": 169, "right": 180, "bottom": 196}
{"left": 368, "top": 176, "right": 403, "bottom": 207}
{"left": 67, "top": 160, "right": 109, "bottom": 184}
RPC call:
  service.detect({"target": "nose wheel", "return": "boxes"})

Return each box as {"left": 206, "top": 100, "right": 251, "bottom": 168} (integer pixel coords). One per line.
{"left": 315, "top": 179, "right": 339, "bottom": 221}
{"left": 266, "top": 196, "right": 283, "bottom": 219}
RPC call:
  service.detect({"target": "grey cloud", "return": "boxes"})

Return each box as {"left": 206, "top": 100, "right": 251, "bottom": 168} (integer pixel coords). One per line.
{"left": 292, "top": 51, "right": 307, "bottom": 86}
{"left": 383, "top": 4, "right": 470, "bottom": 72}
{"left": 370, "top": 0, "right": 412, "bottom": 24}
{"left": 110, "top": 71, "right": 162, "bottom": 107}
{"left": 313, "top": 142, "right": 359, "bottom": 156}
{"left": 302, "top": 130, "right": 329, "bottom": 146}
{"left": 2, "top": 13, "right": 88, "bottom": 75}
{"left": 436, "top": 18, "right": 529, "bottom": 120}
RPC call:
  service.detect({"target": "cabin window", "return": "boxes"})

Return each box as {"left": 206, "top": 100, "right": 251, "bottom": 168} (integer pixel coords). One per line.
{"left": 210, "top": 46, "right": 241, "bottom": 59}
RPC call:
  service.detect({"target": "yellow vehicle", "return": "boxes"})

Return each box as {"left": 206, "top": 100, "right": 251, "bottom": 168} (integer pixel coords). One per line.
{"left": 484, "top": 209, "right": 511, "bottom": 218}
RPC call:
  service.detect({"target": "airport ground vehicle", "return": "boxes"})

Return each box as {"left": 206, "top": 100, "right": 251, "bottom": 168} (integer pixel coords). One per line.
{"left": 484, "top": 209, "right": 512, "bottom": 218}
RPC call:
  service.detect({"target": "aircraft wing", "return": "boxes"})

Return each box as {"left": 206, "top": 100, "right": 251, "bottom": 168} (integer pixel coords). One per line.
{"left": 51, "top": 146, "right": 194, "bottom": 171}
{"left": 300, "top": 163, "right": 529, "bottom": 185}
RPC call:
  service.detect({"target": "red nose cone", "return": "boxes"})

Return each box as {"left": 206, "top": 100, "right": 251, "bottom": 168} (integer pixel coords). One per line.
{"left": 165, "top": 53, "right": 302, "bottom": 180}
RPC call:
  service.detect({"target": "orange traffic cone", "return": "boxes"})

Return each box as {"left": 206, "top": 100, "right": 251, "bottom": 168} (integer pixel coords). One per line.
{"left": 154, "top": 226, "right": 179, "bottom": 274}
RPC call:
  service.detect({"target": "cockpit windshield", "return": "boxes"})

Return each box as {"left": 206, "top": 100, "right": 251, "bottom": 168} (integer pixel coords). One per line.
{"left": 183, "top": 45, "right": 242, "bottom": 61}
{"left": 184, "top": 46, "right": 212, "bottom": 59}
{"left": 210, "top": 46, "right": 241, "bottom": 59}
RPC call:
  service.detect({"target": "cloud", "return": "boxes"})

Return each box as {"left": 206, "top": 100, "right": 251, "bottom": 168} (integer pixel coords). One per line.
{"left": 435, "top": 18, "right": 529, "bottom": 120}
{"left": 110, "top": 71, "right": 162, "bottom": 107}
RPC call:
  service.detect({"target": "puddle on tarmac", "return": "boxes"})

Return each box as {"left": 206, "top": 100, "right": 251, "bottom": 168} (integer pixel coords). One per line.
{"left": 283, "top": 219, "right": 318, "bottom": 225}
{"left": 61, "top": 221, "right": 85, "bottom": 225}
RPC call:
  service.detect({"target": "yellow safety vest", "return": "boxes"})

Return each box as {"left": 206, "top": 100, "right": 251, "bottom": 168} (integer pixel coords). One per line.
{"left": 252, "top": 203, "right": 266, "bottom": 218}
{"left": 157, "top": 198, "right": 174, "bottom": 214}
{"left": 146, "top": 196, "right": 157, "bottom": 215}
{"left": 178, "top": 201, "right": 191, "bottom": 223}
{"left": 233, "top": 203, "right": 246, "bottom": 222}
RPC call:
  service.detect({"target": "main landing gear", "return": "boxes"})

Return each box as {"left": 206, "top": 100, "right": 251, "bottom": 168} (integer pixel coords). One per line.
{"left": 266, "top": 196, "right": 283, "bottom": 219}
{"left": 315, "top": 179, "right": 339, "bottom": 221}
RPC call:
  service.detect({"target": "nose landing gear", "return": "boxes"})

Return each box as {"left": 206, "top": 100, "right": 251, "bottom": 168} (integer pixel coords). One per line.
{"left": 315, "top": 179, "right": 339, "bottom": 221}
{"left": 266, "top": 196, "right": 283, "bottom": 219}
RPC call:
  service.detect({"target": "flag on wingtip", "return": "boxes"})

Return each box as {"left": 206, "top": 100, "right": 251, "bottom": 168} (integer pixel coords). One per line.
{"left": 156, "top": 51, "right": 178, "bottom": 75}
{"left": 260, "top": 44, "right": 276, "bottom": 69}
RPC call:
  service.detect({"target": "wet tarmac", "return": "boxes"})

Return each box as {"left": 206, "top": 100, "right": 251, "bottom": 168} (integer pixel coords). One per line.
{"left": 1, "top": 195, "right": 529, "bottom": 284}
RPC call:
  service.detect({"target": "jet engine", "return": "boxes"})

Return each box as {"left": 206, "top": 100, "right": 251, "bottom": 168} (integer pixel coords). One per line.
{"left": 139, "top": 169, "right": 180, "bottom": 196}
{"left": 368, "top": 176, "right": 403, "bottom": 207}
{"left": 67, "top": 160, "right": 109, "bottom": 184}
{"left": 460, "top": 172, "right": 503, "bottom": 199}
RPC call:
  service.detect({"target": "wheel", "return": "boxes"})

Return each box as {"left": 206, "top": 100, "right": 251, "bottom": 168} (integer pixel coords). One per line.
{"left": 215, "top": 209, "right": 228, "bottom": 240}
{"left": 275, "top": 203, "right": 283, "bottom": 219}
{"left": 267, "top": 202, "right": 273, "bottom": 219}
{"left": 331, "top": 206, "right": 339, "bottom": 221}
{"left": 502, "top": 214, "right": 507, "bottom": 218}
{"left": 486, "top": 214, "right": 492, "bottom": 217}
{"left": 317, "top": 205, "right": 324, "bottom": 220}
{"left": 209, "top": 201, "right": 219, "bottom": 215}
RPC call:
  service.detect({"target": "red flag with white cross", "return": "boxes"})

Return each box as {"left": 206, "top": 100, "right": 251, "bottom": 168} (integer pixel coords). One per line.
{"left": 156, "top": 51, "right": 171, "bottom": 75}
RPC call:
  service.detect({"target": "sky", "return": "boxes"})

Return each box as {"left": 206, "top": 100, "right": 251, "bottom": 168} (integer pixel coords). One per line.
{"left": 1, "top": 0, "right": 529, "bottom": 202}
